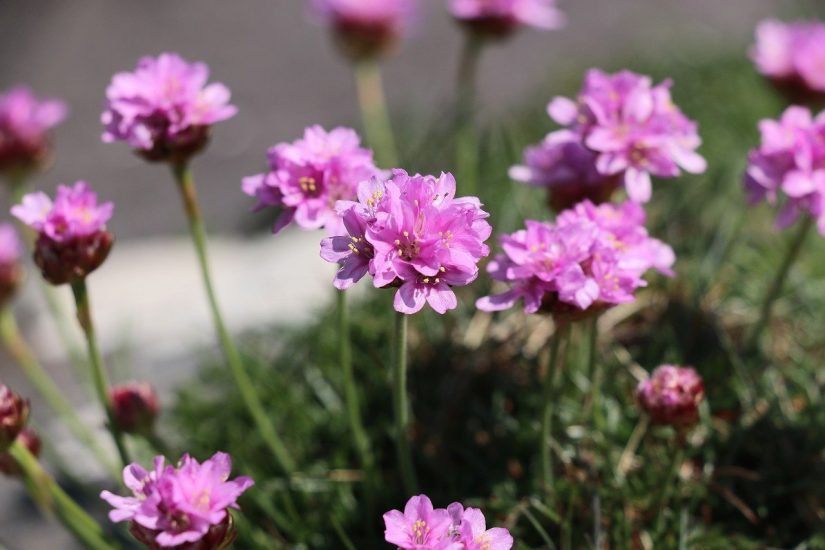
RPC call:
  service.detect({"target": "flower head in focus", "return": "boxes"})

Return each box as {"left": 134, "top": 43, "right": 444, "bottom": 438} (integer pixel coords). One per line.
{"left": 450, "top": 0, "right": 564, "bottom": 39}
{"left": 636, "top": 365, "right": 704, "bottom": 429}
{"left": 0, "top": 86, "right": 66, "bottom": 177}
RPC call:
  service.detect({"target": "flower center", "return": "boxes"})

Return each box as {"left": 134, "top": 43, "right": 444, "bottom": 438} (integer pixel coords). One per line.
{"left": 412, "top": 519, "right": 430, "bottom": 544}
{"left": 395, "top": 231, "right": 420, "bottom": 260}
{"left": 299, "top": 176, "right": 320, "bottom": 196}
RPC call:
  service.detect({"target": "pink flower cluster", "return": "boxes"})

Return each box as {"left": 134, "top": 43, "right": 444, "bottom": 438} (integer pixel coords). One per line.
{"left": 477, "top": 200, "right": 674, "bottom": 316}
{"left": 636, "top": 365, "right": 704, "bottom": 428}
{"left": 12, "top": 182, "right": 113, "bottom": 243}
{"left": 102, "top": 53, "right": 237, "bottom": 162}
{"left": 312, "top": 0, "right": 416, "bottom": 60}
{"left": 744, "top": 105, "right": 825, "bottom": 233}
{"left": 384, "top": 494, "right": 513, "bottom": 550}
{"left": 101, "top": 452, "right": 254, "bottom": 549}
{"left": 320, "top": 170, "right": 491, "bottom": 314}
{"left": 514, "top": 69, "right": 706, "bottom": 205}
{"left": 242, "top": 125, "right": 380, "bottom": 235}
{"left": 450, "top": 0, "right": 564, "bottom": 38}
{"left": 751, "top": 19, "right": 825, "bottom": 96}
{"left": 0, "top": 86, "right": 66, "bottom": 174}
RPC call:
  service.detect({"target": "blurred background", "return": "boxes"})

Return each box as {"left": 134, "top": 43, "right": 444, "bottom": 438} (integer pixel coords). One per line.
{"left": 0, "top": 0, "right": 820, "bottom": 547}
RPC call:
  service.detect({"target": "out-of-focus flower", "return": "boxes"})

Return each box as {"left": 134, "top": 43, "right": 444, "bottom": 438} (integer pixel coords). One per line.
{"left": 743, "top": 105, "right": 825, "bottom": 233}
{"left": 476, "top": 199, "right": 673, "bottom": 318}
{"left": 0, "top": 428, "right": 41, "bottom": 477}
{"left": 751, "top": 19, "right": 825, "bottom": 101}
{"left": 321, "top": 169, "right": 492, "bottom": 314}
{"left": 312, "top": 0, "right": 417, "bottom": 61}
{"left": 242, "top": 125, "right": 380, "bottom": 235}
{"left": 0, "top": 86, "right": 66, "bottom": 177}
{"left": 100, "top": 452, "right": 254, "bottom": 549}
{"left": 0, "top": 384, "right": 29, "bottom": 453}
{"left": 110, "top": 383, "right": 160, "bottom": 436}
{"left": 102, "top": 53, "right": 237, "bottom": 163}
{"left": 0, "top": 224, "right": 23, "bottom": 306}
{"left": 519, "top": 69, "right": 705, "bottom": 205}
{"left": 11, "top": 182, "right": 114, "bottom": 285}
{"left": 450, "top": 0, "right": 564, "bottom": 39}
{"left": 636, "top": 365, "right": 704, "bottom": 428}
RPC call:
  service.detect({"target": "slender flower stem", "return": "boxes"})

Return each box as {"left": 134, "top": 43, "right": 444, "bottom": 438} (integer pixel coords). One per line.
{"left": 336, "top": 291, "right": 375, "bottom": 510}
{"left": 0, "top": 308, "right": 118, "bottom": 478}
{"left": 170, "top": 163, "right": 295, "bottom": 475}
{"left": 747, "top": 215, "right": 813, "bottom": 351}
{"left": 8, "top": 440, "right": 118, "bottom": 550}
{"left": 455, "top": 35, "right": 483, "bottom": 198}
{"left": 70, "top": 279, "right": 130, "bottom": 469}
{"left": 353, "top": 60, "right": 398, "bottom": 167}
{"left": 391, "top": 311, "right": 417, "bottom": 494}
{"left": 654, "top": 444, "right": 686, "bottom": 537}
{"left": 586, "top": 316, "right": 605, "bottom": 432}
{"left": 541, "top": 324, "right": 567, "bottom": 497}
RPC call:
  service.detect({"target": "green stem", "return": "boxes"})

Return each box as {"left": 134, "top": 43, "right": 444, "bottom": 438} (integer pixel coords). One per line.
{"left": 391, "top": 311, "right": 417, "bottom": 494}
{"left": 336, "top": 291, "right": 375, "bottom": 517}
{"left": 654, "top": 444, "right": 685, "bottom": 538}
{"left": 354, "top": 60, "right": 398, "bottom": 167}
{"left": 541, "top": 325, "right": 566, "bottom": 497}
{"left": 747, "top": 215, "right": 813, "bottom": 351}
{"left": 170, "top": 163, "right": 295, "bottom": 475}
{"left": 587, "top": 317, "right": 605, "bottom": 432}
{"left": 455, "top": 35, "right": 483, "bottom": 198}
{"left": 0, "top": 308, "right": 118, "bottom": 478}
{"left": 70, "top": 279, "right": 130, "bottom": 469}
{"left": 8, "top": 441, "right": 118, "bottom": 550}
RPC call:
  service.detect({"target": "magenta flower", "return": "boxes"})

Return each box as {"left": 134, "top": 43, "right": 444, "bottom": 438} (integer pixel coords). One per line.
{"left": 0, "top": 86, "right": 66, "bottom": 175}
{"left": 101, "top": 452, "right": 254, "bottom": 549}
{"left": 751, "top": 19, "right": 825, "bottom": 99}
{"left": 450, "top": 0, "right": 564, "bottom": 38}
{"left": 743, "top": 105, "right": 825, "bottom": 233}
{"left": 242, "top": 125, "right": 379, "bottom": 235}
{"left": 477, "top": 199, "right": 673, "bottom": 317}
{"left": 533, "top": 69, "right": 705, "bottom": 204}
{"left": 636, "top": 365, "right": 704, "bottom": 429}
{"left": 11, "top": 182, "right": 114, "bottom": 285}
{"left": 321, "top": 170, "right": 492, "bottom": 314}
{"left": 312, "top": 0, "right": 417, "bottom": 60}
{"left": 453, "top": 507, "right": 513, "bottom": 550}
{"left": 102, "top": 53, "right": 237, "bottom": 163}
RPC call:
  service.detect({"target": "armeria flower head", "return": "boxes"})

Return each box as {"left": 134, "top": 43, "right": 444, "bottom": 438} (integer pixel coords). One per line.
{"left": 636, "top": 365, "right": 704, "bottom": 429}
{"left": 750, "top": 19, "right": 825, "bottom": 102}
{"left": 452, "top": 506, "right": 513, "bottom": 550}
{"left": 0, "top": 86, "right": 67, "bottom": 176}
{"left": 111, "top": 382, "right": 160, "bottom": 436}
{"left": 743, "top": 105, "right": 825, "bottom": 233}
{"left": 537, "top": 69, "right": 706, "bottom": 203}
{"left": 321, "top": 169, "right": 492, "bottom": 314}
{"left": 101, "top": 452, "right": 254, "bottom": 549}
{"left": 312, "top": 0, "right": 417, "bottom": 60}
{"left": 450, "top": 0, "right": 564, "bottom": 39}
{"left": 477, "top": 199, "right": 674, "bottom": 318}
{"left": 0, "top": 223, "right": 23, "bottom": 306}
{"left": 11, "top": 181, "right": 114, "bottom": 285}
{"left": 0, "top": 384, "right": 29, "bottom": 453}
{"left": 242, "top": 125, "right": 379, "bottom": 235}
{"left": 102, "top": 53, "right": 237, "bottom": 163}
{"left": 383, "top": 495, "right": 457, "bottom": 549}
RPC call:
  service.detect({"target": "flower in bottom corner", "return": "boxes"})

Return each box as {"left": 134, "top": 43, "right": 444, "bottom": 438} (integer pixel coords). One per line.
{"left": 100, "top": 452, "right": 253, "bottom": 549}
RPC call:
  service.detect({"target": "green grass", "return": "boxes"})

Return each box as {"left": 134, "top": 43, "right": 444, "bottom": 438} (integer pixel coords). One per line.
{"left": 172, "top": 52, "right": 825, "bottom": 548}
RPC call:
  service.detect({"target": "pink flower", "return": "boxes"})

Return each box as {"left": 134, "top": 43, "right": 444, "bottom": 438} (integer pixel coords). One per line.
{"left": 320, "top": 170, "right": 492, "bottom": 314}
{"left": 102, "top": 53, "right": 237, "bottom": 163}
{"left": 636, "top": 365, "right": 704, "bottom": 428}
{"left": 751, "top": 19, "right": 825, "bottom": 98}
{"left": 743, "top": 105, "right": 825, "bottom": 233}
{"left": 540, "top": 69, "right": 706, "bottom": 203}
{"left": 101, "top": 452, "right": 254, "bottom": 549}
{"left": 0, "top": 224, "right": 21, "bottom": 266}
{"left": 312, "top": 0, "right": 417, "bottom": 60}
{"left": 477, "top": 199, "right": 674, "bottom": 316}
{"left": 453, "top": 507, "right": 513, "bottom": 550}
{"left": 450, "top": 0, "right": 564, "bottom": 38}
{"left": 0, "top": 86, "right": 66, "bottom": 175}
{"left": 242, "top": 125, "right": 379, "bottom": 235}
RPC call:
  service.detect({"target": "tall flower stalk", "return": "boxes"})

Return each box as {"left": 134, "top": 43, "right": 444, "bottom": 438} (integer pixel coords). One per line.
{"left": 540, "top": 324, "right": 566, "bottom": 495}
{"left": 455, "top": 35, "right": 482, "bottom": 198}
{"left": 391, "top": 311, "right": 417, "bottom": 494}
{"left": 354, "top": 61, "right": 398, "bottom": 167}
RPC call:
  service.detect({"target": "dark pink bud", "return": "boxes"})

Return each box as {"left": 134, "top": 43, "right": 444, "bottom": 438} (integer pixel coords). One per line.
{"left": 0, "top": 384, "right": 30, "bottom": 452}
{"left": 0, "top": 428, "right": 41, "bottom": 476}
{"left": 637, "top": 365, "right": 705, "bottom": 429}
{"left": 128, "top": 513, "right": 237, "bottom": 550}
{"left": 110, "top": 383, "right": 159, "bottom": 435}
{"left": 333, "top": 18, "right": 401, "bottom": 61}
{"left": 34, "top": 230, "right": 113, "bottom": 286}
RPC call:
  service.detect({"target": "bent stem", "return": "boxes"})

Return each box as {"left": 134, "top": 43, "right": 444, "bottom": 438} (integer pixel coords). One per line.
{"left": 8, "top": 441, "right": 117, "bottom": 550}
{"left": 170, "top": 163, "right": 295, "bottom": 475}
{"left": 0, "top": 308, "right": 118, "bottom": 478}
{"left": 353, "top": 60, "right": 398, "bottom": 167}
{"left": 541, "top": 324, "right": 567, "bottom": 498}
{"left": 70, "top": 279, "right": 130, "bottom": 469}
{"left": 391, "top": 311, "right": 417, "bottom": 494}
{"left": 747, "top": 215, "right": 813, "bottom": 352}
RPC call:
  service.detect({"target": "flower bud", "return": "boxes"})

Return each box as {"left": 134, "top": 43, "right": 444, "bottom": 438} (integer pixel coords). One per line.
{"left": 34, "top": 230, "right": 113, "bottom": 286}
{"left": 128, "top": 513, "right": 237, "bottom": 550}
{"left": 0, "top": 428, "right": 41, "bottom": 476}
{"left": 0, "top": 384, "right": 29, "bottom": 452}
{"left": 110, "top": 383, "right": 159, "bottom": 435}
{"left": 636, "top": 365, "right": 704, "bottom": 429}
